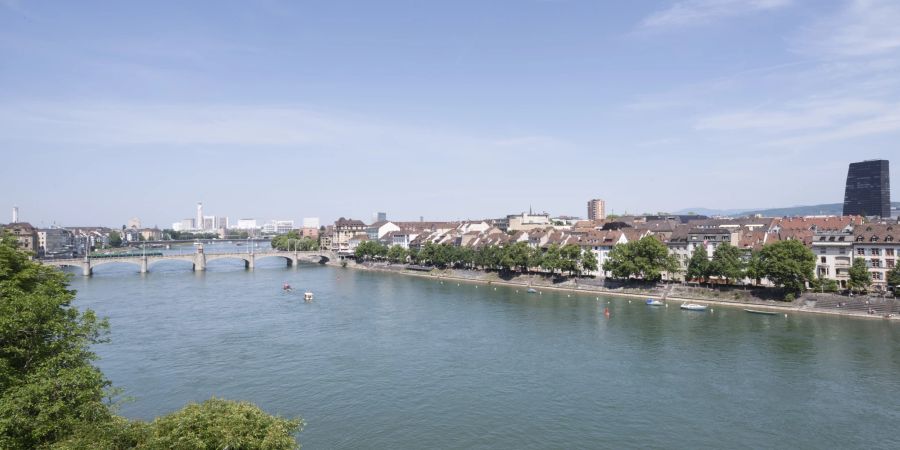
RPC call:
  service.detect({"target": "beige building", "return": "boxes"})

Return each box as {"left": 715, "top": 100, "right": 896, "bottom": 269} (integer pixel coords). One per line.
{"left": 331, "top": 218, "right": 367, "bottom": 253}
{"left": 852, "top": 224, "right": 898, "bottom": 291}
{"left": 2, "top": 222, "right": 38, "bottom": 254}
{"left": 587, "top": 199, "right": 606, "bottom": 221}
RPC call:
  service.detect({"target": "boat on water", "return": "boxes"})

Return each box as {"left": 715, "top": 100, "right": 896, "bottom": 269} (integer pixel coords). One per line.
{"left": 646, "top": 299, "right": 664, "bottom": 306}
{"left": 744, "top": 309, "right": 778, "bottom": 316}
{"left": 527, "top": 288, "right": 538, "bottom": 294}
{"left": 680, "top": 303, "right": 708, "bottom": 311}
{"left": 304, "top": 291, "right": 314, "bottom": 301}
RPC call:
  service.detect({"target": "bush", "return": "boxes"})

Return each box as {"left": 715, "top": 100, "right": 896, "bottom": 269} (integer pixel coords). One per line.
{"left": 784, "top": 292, "right": 795, "bottom": 302}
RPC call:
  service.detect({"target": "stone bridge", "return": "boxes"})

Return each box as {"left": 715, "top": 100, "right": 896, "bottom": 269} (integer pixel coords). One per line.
{"left": 41, "top": 249, "right": 337, "bottom": 276}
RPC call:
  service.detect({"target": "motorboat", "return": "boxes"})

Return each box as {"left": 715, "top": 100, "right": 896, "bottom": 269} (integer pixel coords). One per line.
{"left": 304, "top": 291, "right": 314, "bottom": 301}
{"left": 646, "top": 299, "right": 664, "bottom": 306}
{"left": 680, "top": 303, "right": 708, "bottom": 311}
{"left": 527, "top": 288, "right": 538, "bottom": 294}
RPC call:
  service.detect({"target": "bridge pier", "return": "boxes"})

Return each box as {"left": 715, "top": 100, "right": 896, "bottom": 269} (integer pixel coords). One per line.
{"left": 82, "top": 261, "right": 92, "bottom": 277}
{"left": 193, "top": 252, "right": 206, "bottom": 271}
{"left": 140, "top": 255, "right": 148, "bottom": 274}
{"left": 247, "top": 253, "right": 255, "bottom": 270}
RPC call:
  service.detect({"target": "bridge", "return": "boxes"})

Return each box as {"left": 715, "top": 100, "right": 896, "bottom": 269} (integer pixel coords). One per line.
{"left": 41, "top": 248, "right": 338, "bottom": 276}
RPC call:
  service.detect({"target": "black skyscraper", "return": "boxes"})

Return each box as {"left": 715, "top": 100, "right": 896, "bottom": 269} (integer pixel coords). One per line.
{"left": 843, "top": 159, "right": 890, "bottom": 217}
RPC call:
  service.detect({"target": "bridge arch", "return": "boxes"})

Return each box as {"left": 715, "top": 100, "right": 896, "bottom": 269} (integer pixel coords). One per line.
{"left": 254, "top": 254, "right": 295, "bottom": 267}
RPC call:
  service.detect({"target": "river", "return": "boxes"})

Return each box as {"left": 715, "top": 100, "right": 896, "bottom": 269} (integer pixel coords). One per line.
{"left": 69, "top": 252, "right": 900, "bottom": 449}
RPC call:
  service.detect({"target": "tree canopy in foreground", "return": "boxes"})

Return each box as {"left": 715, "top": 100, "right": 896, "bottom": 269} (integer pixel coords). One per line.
{"left": 0, "top": 234, "right": 303, "bottom": 449}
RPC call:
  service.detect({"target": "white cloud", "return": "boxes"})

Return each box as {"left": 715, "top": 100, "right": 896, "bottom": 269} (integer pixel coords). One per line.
{"left": 0, "top": 102, "right": 570, "bottom": 157}
{"left": 793, "top": 0, "right": 900, "bottom": 58}
{"left": 641, "top": 0, "right": 791, "bottom": 29}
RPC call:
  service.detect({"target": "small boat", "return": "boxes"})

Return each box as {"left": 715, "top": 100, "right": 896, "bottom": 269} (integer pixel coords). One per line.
{"left": 283, "top": 283, "right": 293, "bottom": 293}
{"left": 680, "top": 303, "right": 708, "bottom": 311}
{"left": 744, "top": 309, "right": 778, "bottom": 316}
{"left": 646, "top": 299, "right": 664, "bottom": 306}
{"left": 304, "top": 291, "right": 314, "bottom": 301}
{"left": 527, "top": 288, "right": 538, "bottom": 294}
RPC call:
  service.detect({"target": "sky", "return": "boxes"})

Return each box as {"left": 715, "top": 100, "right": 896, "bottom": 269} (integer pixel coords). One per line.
{"left": 1, "top": 0, "right": 898, "bottom": 228}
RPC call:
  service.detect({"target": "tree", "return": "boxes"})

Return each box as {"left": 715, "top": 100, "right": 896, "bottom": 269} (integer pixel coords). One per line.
{"left": 686, "top": 244, "right": 711, "bottom": 283}
{"left": 0, "top": 234, "right": 113, "bottom": 449}
{"left": 581, "top": 249, "right": 599, "bottom": 275}
{"left": 0, "top": 235, "right": 304, "bottom": 449}
{"left": 559, "top": 244, "right": 582, "bottom": 276}
{"left": 540, "top": 244, "right": 561, "bottom": 275}
{"left": 108, "top": 231, "right": 123, "bottom": 248}
{"left": 756, "top": 240, "right": 816, "bottom": 296}
{"left": 810, "top": 274, "right": 839, "bottom": 293}
{"left": 710, "top": 242, "right": 745, "bottom": 284}
{"left": 604, "top": 236, "right": 678, "bottom": 282}
{"left": 848, "top": 257, "right": 871, "bottom": 293}
{"left": 888, "top": 265, "right": 900, "bottom": 291}
{"left": 499, "top": 242, "right": 530, "bottom": 273}
{"left": 386, "top": 245, "right": 408, "bottom": 264}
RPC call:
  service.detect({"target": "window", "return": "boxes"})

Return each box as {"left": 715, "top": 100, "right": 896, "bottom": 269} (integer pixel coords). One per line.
{"left": 857, "top": 248, "right": 866, "bottom": 256}
{"left": 873, "top": 272, "right": 883, "bottom": 281}
{"left": 820, "top": 256, "right": 827, "bottom": 263}
{"left": 871, "top": 248, "right": 881, "bottom": 256}
{"left": 871, "top": 236, "right": 879, "bottom": 242}
{"left": 871, "top": 259, "right": 881, "bottom": 268}
{"left": 888, "top": 259, "right": 895, "bottom": 269}
{"left": 886, "top": 236, "right": 894, "bottom": 242}
{"left": 887, "top": 249, "right": 895, "bottom": 256}
{"left": 856, "top": 236, "right": 864, "bottom": 242}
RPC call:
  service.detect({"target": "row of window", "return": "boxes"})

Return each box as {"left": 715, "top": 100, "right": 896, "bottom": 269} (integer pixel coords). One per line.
{"left": 855, "top": 248, "right": 895, "bottom": 256}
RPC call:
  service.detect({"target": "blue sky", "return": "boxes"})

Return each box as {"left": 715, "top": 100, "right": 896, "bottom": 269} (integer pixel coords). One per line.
{"left": 1, "top": 0, "right": 898, "bottom": 227}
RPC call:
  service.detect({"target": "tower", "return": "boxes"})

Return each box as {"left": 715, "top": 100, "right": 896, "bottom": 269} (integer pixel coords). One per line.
{"left": 587, "top": 199, "right": 606, "bottom": 221}
{"left": 12, "top": 206, "right": 18, "bottom": 223}
{"left": 843, "top": 160, "right": 890, "bottom": 217}
{"left": 196, "top": 202, "right": 203, "bottom": 230}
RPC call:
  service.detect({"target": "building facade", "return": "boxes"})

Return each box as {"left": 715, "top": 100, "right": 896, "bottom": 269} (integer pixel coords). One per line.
{"left": 2, "top": 222, "right": 38, "bottom": 254}
{"left": 587, "top": 199, "right": 606, "bottom": 221}
{"left": 812, "top": 230, "right": 854, "bottom": 289}
{"left": 852, "top": 224, "right": 898, "bottom": 291}
{"left": 843, "top": 159, "right": 891, "bottom": 217}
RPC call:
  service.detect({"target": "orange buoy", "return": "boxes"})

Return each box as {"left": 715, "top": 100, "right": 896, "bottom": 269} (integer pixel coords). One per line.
{"left": 603, "top": 307, "right": 611, "bottom": 318}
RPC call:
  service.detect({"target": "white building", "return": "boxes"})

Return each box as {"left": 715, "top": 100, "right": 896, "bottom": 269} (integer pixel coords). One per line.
{"left": 237, "top": 219, "right": 258, "bottom": 230}
{"left": 302, "top": 217, "right": 320, "bottom": 229}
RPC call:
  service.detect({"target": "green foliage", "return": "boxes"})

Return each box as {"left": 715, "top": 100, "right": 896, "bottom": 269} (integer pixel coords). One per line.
{"left": 709, "top": 243, "right": 745, "bottom": 283}
{"left": 108, "top": 231, "right": 123, "bottom": 248}
{"left": 354, "top": 240, "right": 388, "bottom": 261}
{"left": 161, "top": 230, "right": 219, "bottom": 241}
{"left": 686, "top": 244, "right": 710, "bottom": 282}
{"left": 141, "top": 398, "right": 302, "bottom": 450}
{"left": 888, "top": 265, "right": 900, "bottom": 289}
{"left": 604, "top": 236, "right": 678, "bottom": 282}
{"left": 271, "top": 232, "right": 318, "bottom": 252}
{"left": 581, "top": 249, "right": 599, "bottom": 274}
{"left": 756, "top": 240, "right": 816, "bottom": 295}
{"left": 810, "top": 275, "right": 839, "bottom": 293}
{"left": 0, "top": 236, "right": 303, "bottom": 449}
{"left": 540, "top": 244, "right": 561, "bottom": 274}
{"left": 386, "top": 245, "right": 408, "bottom": 264}
{"left": 848, "top": 257, "right": 871, "bottom": 293}
{"left": 0, "top": 235, "right": 113, "bottom": 449}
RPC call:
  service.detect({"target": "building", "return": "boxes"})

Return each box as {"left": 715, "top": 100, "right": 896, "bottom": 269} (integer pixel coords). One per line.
{"left": 812, "top": 230, "right": 854, "bottom": 289}
{"left": 843, "top": 159, "right": 891, "bottom": 217}
{"left": 331, "top": 218, "right": 367, "bottom": 253}
{"left": 505, "top": 212, "right": 551, "bottom": 232}
{"left": 299, "top": 227, "right": 319, "bottom": 239}
{"left": 37, "top": 227, "right": 75, "bottom": 258}
{"left": 127, "top": 217, "right": 141, "bottom": 229}
{"left": 302, "top": 217, "right": 320, "bottom": 229}
{"left": 2, "top": 222, "right": 38, "bottom": 254}
{"left": 140, "top": 228, "right": 163, "bottom": 241}
{"left": 196, "top": 202, "right": 204, "bottom": 230}
{"left": 373, "top": 212, "right": 387, "bottom": 223}
{"left": 587, "top": 199, "right": 606, "bottom": 221}
{"left": 236, "top": 219, "right": 258, "bottom": 230}
{"left": 262, "top": 220, "right": 295, "bottom": 234}
{"left": 367, "top": 221, "right": 401, "bottom": 240}
{"left": 852, "top": 224, "right": 898, "bottom": 291}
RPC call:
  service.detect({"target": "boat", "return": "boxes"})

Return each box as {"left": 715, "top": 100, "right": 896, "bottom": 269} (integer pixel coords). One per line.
{"left": 680, "top": 303, "right": 708, "bottom": 311}
{"left": 646, "top": 299, "right": 664, "bottom": 306}
{"left": 527, "top": 288, "right": 538, "bottom": 294}
{"left": 744, "top": 309, "right": 778, "bottom": 316}
{"left": 304, "top": 291, "right": 314, "bottom": 301}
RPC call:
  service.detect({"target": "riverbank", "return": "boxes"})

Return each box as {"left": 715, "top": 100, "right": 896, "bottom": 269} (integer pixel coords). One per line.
{"left": 329, "top": 260, "right": 899, "bottom": 322}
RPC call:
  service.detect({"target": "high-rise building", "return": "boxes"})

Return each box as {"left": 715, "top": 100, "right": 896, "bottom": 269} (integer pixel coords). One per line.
{"left": 12, "top": 206, "right": 18, "bottom": 223}
{"left": 373, "top": 212, "right": 387, "bottom": 222}
{"left": 302, "top": 217, "right": 320, "bottom": 229}
{"left": 196, "top": 202, "right": 203, "bottom": 230}
{"left": 587, "top": 199, "right": 606, "bottom": 221}
{"left": 843, "top": 160, "right": 890, "bottom": 217}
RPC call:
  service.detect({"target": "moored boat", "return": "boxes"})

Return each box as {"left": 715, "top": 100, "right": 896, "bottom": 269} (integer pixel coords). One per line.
{"left": 304, "top": 291, "right": 314, "bottom": 301}
{"left": 680, "top": 303, "right": 707, "bottom": 311}
{"left": 527, "top": 288, "right": 538, "bottom": 294}
{"left": 646, "top": 299, "right": 664, "bottom": 306}
{"left": 744, "top": 309, "right": 778, "bottom": 316}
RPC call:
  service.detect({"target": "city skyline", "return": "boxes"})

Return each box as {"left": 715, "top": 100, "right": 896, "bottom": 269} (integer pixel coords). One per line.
{"left": 2, "top": 1, "right": 900, "bottom": 226}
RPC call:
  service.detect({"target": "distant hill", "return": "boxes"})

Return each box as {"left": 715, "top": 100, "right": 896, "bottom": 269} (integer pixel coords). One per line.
{"left": 737, "top": 202, "right": 900, "bottom": 217}
{"left": 672, "top": 207, "right": 750, "bottom": 216}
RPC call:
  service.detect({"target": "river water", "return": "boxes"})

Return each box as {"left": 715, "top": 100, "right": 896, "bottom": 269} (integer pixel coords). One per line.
{"left": 69, "top": 251, "right": 900, "bottom": 449}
